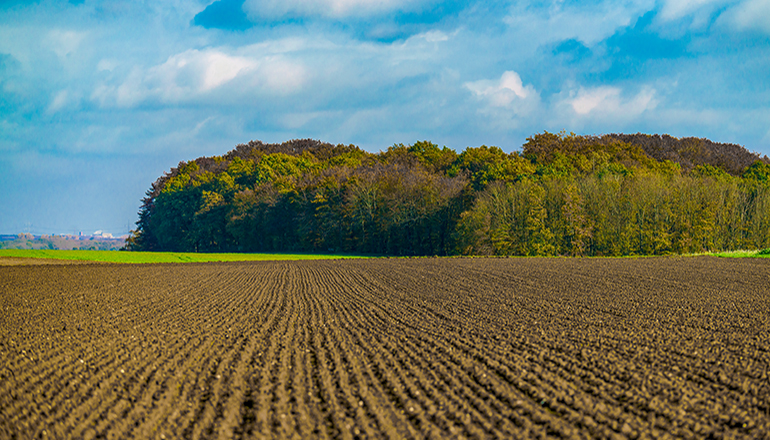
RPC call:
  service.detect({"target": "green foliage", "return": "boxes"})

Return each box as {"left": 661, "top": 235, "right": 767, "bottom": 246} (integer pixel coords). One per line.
{"left": 742, "top": 161, "right": 770, "bottom": 183}
{"left": 130, "top": 135, "right": 770, "bottom": 257}
{"left": 456, "top": 173, "right": 770, "bottom": 257}
{"left": 451, "top": 146, "right": 536, "bottom": 190}
{"left": 691, "top": 164, "right": 732, "bottom": 181}
{"left": 407, "top": 141, "right": 458, "bottom": 174}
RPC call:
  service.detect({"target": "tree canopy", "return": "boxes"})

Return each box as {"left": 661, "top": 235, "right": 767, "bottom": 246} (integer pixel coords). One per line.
{"left": 127, "top": 133, "right": 770, "bottom": 256}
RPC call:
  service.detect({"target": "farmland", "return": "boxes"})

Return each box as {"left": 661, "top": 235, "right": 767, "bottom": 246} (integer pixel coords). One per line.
{"left": 1, "top": 257, "right": 769, "bottom": 438}
{"left": 0, "top": 249, "right": 366, "bottom": 264}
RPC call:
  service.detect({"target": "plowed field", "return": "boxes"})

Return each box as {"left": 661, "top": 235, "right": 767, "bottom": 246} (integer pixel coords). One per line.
{"left": 2, "top": 257, "right": 769, "bottom": 439}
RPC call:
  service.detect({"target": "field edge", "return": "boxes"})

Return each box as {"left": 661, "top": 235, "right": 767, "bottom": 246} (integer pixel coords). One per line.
{"left": 0, "top": 249, "right": 369, "bottom": 264}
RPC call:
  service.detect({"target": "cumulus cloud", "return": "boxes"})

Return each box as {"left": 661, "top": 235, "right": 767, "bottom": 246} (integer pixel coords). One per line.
{"left": 464, "top": 71, "right": 541, "bottom": 130}
{"left": 91, "top": 46, "right": 307, "bottom": 107}
{"left": 242, "top": 0, "right": 426, "bottom": 19}
{"left": 560, "top": 85, "right": 657, "bottom": 122}
{"left": 198, "top": 51, "right": 256, "bottom": 91}
{"left": 465, "top": 71, "right": 536, "bottom": 108}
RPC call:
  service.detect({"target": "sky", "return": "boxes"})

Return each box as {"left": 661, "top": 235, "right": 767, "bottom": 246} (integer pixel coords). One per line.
{"left": 1, "top": 0, "right": 769, "bottom": 236}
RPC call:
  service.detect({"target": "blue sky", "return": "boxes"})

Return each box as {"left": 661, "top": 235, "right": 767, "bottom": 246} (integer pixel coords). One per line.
{"left": 1, "top": 0, "right": 769, "bottom": 236}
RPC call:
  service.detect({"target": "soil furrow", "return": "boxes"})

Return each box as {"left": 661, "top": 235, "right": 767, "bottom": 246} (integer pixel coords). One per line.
{"left": 311, "top": 267, "right": 422, "bottom": 439}
{"left": 2, "top": 257, "right": 769, "bottom": 439}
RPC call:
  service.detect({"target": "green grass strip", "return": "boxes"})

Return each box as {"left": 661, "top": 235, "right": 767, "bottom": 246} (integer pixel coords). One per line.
{"left": 0, "top": 249, "right": 368, "bottom": 264}
{"left": 709, "top": 249, "right": 770, "bottom": 258}
{"left": 3, "top": 248, "right": 769, "bottom": 263}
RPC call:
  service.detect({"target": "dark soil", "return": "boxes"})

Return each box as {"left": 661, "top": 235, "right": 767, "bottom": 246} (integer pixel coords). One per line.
{"left": 1, "top": 257, "right": 769, "bottom": 439}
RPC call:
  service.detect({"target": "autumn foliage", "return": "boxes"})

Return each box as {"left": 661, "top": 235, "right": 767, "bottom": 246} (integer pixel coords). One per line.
{"left": 128, "top": 133, "right": 770, "bottom": 256}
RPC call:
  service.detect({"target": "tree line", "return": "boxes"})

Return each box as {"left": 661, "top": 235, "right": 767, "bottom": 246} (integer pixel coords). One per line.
{"left": 127, "top": 132, "right": 770, "bottom": 256}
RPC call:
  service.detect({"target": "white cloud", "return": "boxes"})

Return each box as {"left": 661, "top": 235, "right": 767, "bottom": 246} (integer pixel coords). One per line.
{"left": 560, "top": 85, "right": 657, "bottom": 121}
{"left": 242, "top": 0, "right": 425, "bottom": 19}
{"left": 199, "top": 51, "right": 256, "bottom": 91}
{"left": 658, "top": 0, "right": 728, "bottom": 21}
{"left": 504, "top": 0, "right": 655, "bottom": 47}
{"left": 655, "top": 0, "right": 770, "bottom": 32}
{"left": 257, "top": 56, "right": 308, "bottom": 93}
{"left": 385, "top": 29, "right": 452, "bottom": 67}
{"left": 47, "top": 90, "right": 69, "bottom": 114}
{"left": 721, "top": 0, "right": 770, "bottom": 33}
{"left": 48, "top": 29, "right": 87, "bottom": 59}
{"left": 465, "top": 71, "right": 536, "bottom": 108}
{"left": 91, "top": 46, "right": 307, "bottom": 108}
{"left": 465, "top": 71, "right": 541, "bottom": 129}
{"left": 570, "top": 87, "right": 620, "bottom": 115}
{"left": 97, "top": 59, "right": 118, "bottom": 72}
{"left": 421, "top": 30, "right": 450, "bottom": 43}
